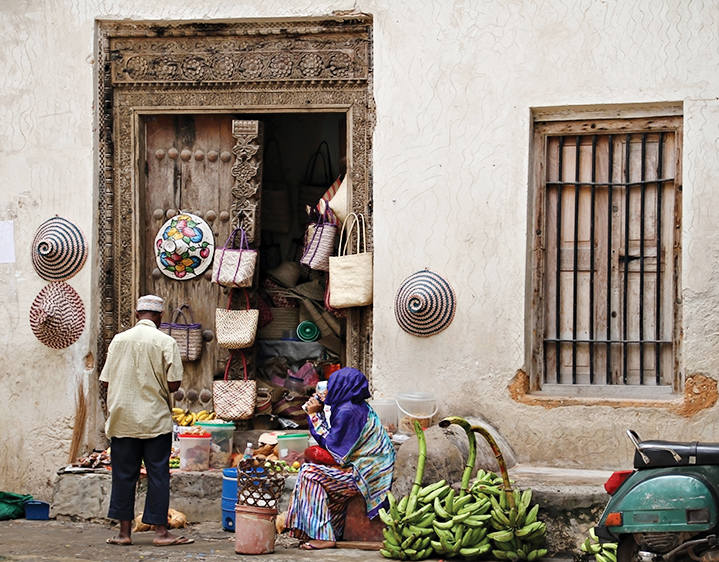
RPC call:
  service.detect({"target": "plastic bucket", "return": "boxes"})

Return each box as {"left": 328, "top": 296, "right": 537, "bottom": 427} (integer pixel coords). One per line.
{"left": 369, "top": 399, "right": 399, "bottom": 435}
{"left": 179, "top": 433, "right": 211, "bottom": 471}
{"left": 222, "top": 468, "right": 238, "bottom": 531}
{"left": 277, "top": 433, "right": 309, "bottom": 464}
{"left": 196, "top": 421, "right": 235, "bottom": 469}
{"left": 235, "top": 505, "right": 277, "bottom": 554}
{"left": 395, "top": 392, "right": 438, "bottom": 435}
{"left": 24, "top": 500, "right": 50, "bottom": 520}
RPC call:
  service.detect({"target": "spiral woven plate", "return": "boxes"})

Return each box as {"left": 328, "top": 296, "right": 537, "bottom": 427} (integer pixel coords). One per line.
{"left": 394, "top": 269, "right": 456, "bottom": 337}
{"left": 31, "top": 217, "right": 88, "bottom": 281}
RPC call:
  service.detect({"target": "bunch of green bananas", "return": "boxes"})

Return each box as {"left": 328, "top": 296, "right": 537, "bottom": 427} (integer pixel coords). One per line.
{"left": 429, "top": 482, "right": 493, "bottom": 559}
{"left": 580, "top": 527, "right": 617, "bottom": 562}
{"left": 481, "top": 485, "right": 547, "bottom": 562}
{"left": 379, "top": 485, "right": 442, "bottom": 560}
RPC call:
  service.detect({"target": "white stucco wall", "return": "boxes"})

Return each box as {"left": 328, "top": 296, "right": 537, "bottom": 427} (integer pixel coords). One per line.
{"left": 2, "top": 0, "right": 719, "bottom": 499}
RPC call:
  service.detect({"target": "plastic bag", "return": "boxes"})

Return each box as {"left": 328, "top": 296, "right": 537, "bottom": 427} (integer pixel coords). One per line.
{"left": 0, "top": 491, "right": 33, "bottom": 521}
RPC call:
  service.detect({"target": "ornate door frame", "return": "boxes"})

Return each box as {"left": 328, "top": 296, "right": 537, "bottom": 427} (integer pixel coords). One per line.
{"left": 96, "top": 16, "right": 374, "bottom": 374}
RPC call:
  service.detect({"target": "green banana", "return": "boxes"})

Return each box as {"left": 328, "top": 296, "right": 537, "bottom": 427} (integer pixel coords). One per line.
{"left": 402, "top": 502, "right": 432, "bottom": 524}
{"left": 409, "top": 524, "right": 434, "bottom": 537}
{"left": 434, "top": 495, "right": 451, "bottom": 519}
{"left": 472, "top": 484, "right": 502, "bottom": 496}
{"left": 378, "top": 507, "right": 391, "bottom": 525}
{"left": 452, "top": 511, "right": 472, "bottom": 524}
{"left": 524, "top": 504, "right": 539, "bottom": 526}
{"left": 433, "top": 518, "right": 456, "bottom": 530}
{"left": 521, "top": 489, "right": 532, "bottom": 509}
{"left": 398, "top": 495, "right": 409, "bottom": 514}
{"left": 489, "top": 529, "right": 515, "bottom": 542}
{"left": 401, "top": 533, "right": 419, "bottom": 550}
{"left": 418, "top": 479, "right": 446, "bottom": 498}
{"left": 595, "top": 552, "right": 611, "bottom": 562}
{"left": 493, "top": 550, "right": 510, "bottom": 560}
{"left": 452, "top": 494, "right": 473, "bottom": 512}
{"left": 458, "top": 499, "right": 488, "bottom": 515}
{"left": 430, "top": 539, "right": 443, "bottom": 552}
{"left": 491, "top": 506, "right": 511, "bottom": 529}
{"left": 461, "top": 543, "right": 492, "bottom": 557}
{"left": 515, "top": 521, "right": 545, "bottom": 538}
{"left": 464, "top": 514, "right": 492, "bottom": 528}
{"left": 445, "top": 488, "right": 456, "bottom": 514}
{"left": 383, "top": 527, "right": 400, "bottom": 546}
{"left": 602, "top": 549, "right": 618, "bottom": 562}
{"left": 380, "top": 548, "right": 396, "bottom": 559}
{"left": 414, "top": 511, "right": 436, "bottom": 528}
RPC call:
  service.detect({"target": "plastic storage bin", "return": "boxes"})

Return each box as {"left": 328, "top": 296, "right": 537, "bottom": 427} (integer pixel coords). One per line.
{"left": 196, "top": 420, "right": 235, "bottom": 469}
{"left": 276, "top": 433, "right": 309, "bottom": 464}
{"left": 396, "top": 392, "right": 438, "bottom": 435}
{"left": 179, "top": 433, "right": 211, "bottom": 471}
{"left": 24, "top": 500, "right": 50, "bottom": 520}
{"left": 369, "top": 399, "right": 399, "bottom": 436}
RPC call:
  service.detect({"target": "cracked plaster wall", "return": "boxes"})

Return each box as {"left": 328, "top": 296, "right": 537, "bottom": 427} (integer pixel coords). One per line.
{"left": 1, "top": 0, "right": 719, "bottom": 498}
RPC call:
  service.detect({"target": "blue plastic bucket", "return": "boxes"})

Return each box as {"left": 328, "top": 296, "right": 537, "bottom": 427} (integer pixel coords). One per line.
{"left": 222, "top": 468, "right": 238, "bottom": 531}
{"left": 24, "top": 500, "right": 50, "bottom": 520}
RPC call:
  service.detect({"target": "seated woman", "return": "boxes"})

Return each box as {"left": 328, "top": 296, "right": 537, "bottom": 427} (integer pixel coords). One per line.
{"left": 285, "top": 367, "right": 395, "bottom": 550}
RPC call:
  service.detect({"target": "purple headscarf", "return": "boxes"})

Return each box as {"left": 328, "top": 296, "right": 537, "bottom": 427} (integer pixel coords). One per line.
{"left": 309, "top": 367, "right": 371, "bottom": 461}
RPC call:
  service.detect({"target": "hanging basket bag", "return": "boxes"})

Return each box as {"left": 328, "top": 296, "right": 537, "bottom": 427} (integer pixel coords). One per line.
{"left": 211, "top": 227, "right": 257, "bottom": 288}
{"left": 213, "top": 351, "right": 256, "bottom": 421}
{"left": 300, "top": 209, "right": 338, "bottom": 272}
{"left": 159, "top": 305, "right": 203, "bottom": 361}
{"left": 215, "top": 289, "right": 259, "bottom": 349}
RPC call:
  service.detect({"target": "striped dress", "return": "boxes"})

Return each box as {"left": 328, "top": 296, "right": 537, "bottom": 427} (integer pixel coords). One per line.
{"left": 285, "top": 407, "right": 395, "bottom": 542}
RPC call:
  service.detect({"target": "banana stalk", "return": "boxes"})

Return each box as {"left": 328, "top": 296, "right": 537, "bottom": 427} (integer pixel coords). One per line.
{"left": 438, "top": 416, "right": 477, "bottom": 497}
{"left": 471, "top": 425, "right": 515, "bottom": 510}
{"left": 406, "top": 420, "right": 427, "bottom": 516}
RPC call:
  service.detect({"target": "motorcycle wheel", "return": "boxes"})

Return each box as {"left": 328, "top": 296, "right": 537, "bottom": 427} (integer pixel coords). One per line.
{"left": 617, "top": 535, "right": 640, "bottom": 562}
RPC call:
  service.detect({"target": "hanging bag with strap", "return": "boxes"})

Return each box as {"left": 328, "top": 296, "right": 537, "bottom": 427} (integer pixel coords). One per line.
{"left": 300, "top": 207, "right": 338, "bottom": 272}
{"left": 215, "top": 289, "right": 259, "bottom": 349}
{"left": 159, "top": 305, "right": 203, "bottom": 361}
{"left": 211, "top": 227, "right": 257, "bottom": 288}
{"left": 213, "top": 351, "right": 256, "bottom": 421}
{"left": 299, "top": 141, "right": 336, "bottom": 224}
{"left": 328, "top": 213, "right": 373, "bottom": 308}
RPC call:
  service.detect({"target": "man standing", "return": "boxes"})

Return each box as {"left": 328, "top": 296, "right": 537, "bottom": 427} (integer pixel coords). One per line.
{"left": 100, "top": 295, "right": 193, "bottom": 546}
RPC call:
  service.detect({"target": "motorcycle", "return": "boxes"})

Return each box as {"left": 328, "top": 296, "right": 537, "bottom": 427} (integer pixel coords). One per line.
{"left": 596, "top": 429, "right": 719, "bottom": 562}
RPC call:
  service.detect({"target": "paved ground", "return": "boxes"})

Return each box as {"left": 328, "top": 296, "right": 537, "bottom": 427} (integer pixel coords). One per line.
{"left": 0, "top": 518, "right": 574, "bottom": 562}
{"left": 0, "top": 518, "right": 383, "bottom": 562}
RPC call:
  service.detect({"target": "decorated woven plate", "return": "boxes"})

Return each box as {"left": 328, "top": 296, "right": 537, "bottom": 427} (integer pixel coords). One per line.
{"left": 154, "top": 213, "right": 214, "bottom": 280}
{"left": 394, "top": 269, "right": 456, "bottom": 337}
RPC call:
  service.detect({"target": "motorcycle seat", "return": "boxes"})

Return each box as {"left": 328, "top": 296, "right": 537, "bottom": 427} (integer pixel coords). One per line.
{"left": 634, "top": 440, "right": 719, "bottom": 468}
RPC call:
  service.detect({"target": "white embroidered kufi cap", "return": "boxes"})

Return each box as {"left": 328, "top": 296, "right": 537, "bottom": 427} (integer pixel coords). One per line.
{"left": 137, "top": 295, "right": 165, "bottom": 313}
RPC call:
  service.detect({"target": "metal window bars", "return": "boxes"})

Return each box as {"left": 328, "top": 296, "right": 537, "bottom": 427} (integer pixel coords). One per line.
{"left": 543, "top": 131, "right": 677, "bottom": 386}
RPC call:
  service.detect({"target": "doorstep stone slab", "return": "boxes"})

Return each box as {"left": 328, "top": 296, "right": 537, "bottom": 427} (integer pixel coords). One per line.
{"left": 51, "top": 469, "right": 298, "bottom": 523}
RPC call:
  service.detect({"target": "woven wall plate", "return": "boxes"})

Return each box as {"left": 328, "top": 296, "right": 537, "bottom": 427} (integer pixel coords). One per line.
{"left": 394, "top": 269, "right": 456, "bottom": 337}
{"left": 29, "top": 282, "right": 85, "bottom": 349}
{"left": 154, "top": 213, "right": 214, "bottom": 280}
{"left": 31, "top": 217, "right": 88, "bottom": 281}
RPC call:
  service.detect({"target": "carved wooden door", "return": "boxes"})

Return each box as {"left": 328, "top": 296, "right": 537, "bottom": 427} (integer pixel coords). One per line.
{"left": 141, "top": 114, "right": 262, "bottom": 411}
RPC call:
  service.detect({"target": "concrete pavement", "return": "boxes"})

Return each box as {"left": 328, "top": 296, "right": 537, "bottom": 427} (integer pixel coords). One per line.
{"left": 0, "top": 518, "right": 383, "bottom": 561}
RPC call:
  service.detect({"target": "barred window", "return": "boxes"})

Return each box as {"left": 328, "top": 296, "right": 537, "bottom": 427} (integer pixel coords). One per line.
{"left": 529, "top": 109, "right": 682, "bottom": 395}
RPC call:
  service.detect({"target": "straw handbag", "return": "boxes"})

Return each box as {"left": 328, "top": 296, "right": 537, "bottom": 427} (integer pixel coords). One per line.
{"left": 329, "top": 213, "right": 373, "bottom": 308}
{"left": 300, "top": 209, "right": 338, "bottom": 272}
{"left": 211, "top": 227, "right": 257, "bottom": 288}
{"left": 213, "top": 351, "right": 256, "bottom": 421}
{"left": 216, "top": 289, "right": 259, "bottom": 349}
{"left": 159, "top": 305, "right": 203, "bottom": 361}
{"left": 327, "top": 173, "right": 350, "bottom": 225}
